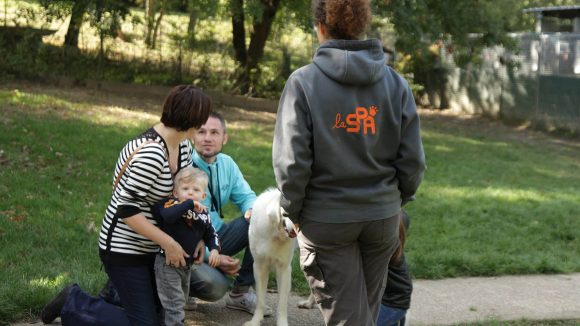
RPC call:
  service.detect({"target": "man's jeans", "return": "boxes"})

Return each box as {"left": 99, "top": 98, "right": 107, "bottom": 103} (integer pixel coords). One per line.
{"left": 377, "top": 304, "right": 407, "bottom": 326}
{"left": 189, "top": 216, "right": 254, "bottom": 301}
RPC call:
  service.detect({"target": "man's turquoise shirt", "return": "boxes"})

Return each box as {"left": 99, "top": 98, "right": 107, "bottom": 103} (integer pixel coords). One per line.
{"left": 192, "top": 151, "right": 256, "bottom": 232}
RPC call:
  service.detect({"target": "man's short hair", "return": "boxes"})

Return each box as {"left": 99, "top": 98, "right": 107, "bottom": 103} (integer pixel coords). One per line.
{"left": 209, "top": 111, "right": 227, "bottom": 133}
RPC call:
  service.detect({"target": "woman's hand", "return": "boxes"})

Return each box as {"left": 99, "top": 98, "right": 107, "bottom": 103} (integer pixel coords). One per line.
{"left": 162, "top": 238, "right": 189, "bottom": 268}
{"left": 218, "top": 255, "right": 240, "bottom": 276}
{"left": 123, "top": 213, "right": 189, "bottom": 267}
{"left": 193, "top": 240, "right": 205, "bottom": 264}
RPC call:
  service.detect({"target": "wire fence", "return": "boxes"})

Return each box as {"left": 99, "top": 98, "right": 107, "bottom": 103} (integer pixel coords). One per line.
{"left": 424, "top": 33, "right": 580, "bottom": 134}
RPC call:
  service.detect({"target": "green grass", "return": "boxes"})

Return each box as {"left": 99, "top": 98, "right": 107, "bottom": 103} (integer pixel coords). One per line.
{"left": 409, "top": 119, "right": 580, "bottom": 279}
{"left": 0, "top": 88, "right": 151, "bottom": 321}
{"left": 1, "top": 83, "right": 579, "bottom": 322}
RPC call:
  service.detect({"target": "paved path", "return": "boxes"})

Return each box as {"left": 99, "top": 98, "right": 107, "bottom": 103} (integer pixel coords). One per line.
{"left": 13, "top": 273, "right": 580, "bottom": 325}
{"left": 408, "top": 273, "right": 580, "bottom": 325}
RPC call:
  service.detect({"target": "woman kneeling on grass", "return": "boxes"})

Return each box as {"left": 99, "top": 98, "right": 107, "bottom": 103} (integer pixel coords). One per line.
{"left": 40, "top": 85, "right": 211, "bottom": 325}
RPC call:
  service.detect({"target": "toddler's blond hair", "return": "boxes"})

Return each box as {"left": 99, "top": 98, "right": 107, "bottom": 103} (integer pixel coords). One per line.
{"left": 174, "top": 166, "right": 209, "bottom": 189}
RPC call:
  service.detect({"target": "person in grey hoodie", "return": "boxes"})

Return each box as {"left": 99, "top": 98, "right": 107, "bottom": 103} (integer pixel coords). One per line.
{"left": 272, "top": 0, "right": 426, "bottom": 325}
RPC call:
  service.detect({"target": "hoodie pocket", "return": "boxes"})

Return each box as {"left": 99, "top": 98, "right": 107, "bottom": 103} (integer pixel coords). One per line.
{"left": 300, "top": 247, "right": 333, "bottom": 307}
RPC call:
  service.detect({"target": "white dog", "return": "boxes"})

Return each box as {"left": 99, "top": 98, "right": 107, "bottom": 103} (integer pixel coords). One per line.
{"left": 244, "top": 188, "right": 297, "bottom": 326}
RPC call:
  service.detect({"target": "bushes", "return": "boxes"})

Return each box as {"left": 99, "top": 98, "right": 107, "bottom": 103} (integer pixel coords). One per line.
{"left": 0, "top": 27, "right": 49, "bottom": 79}
{"left": 0, "top": 37, "right": 189, "bottom": 87}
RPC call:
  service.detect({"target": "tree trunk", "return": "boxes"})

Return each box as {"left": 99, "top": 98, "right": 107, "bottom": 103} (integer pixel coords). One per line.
{"left": 246, "top": 0, "right": 280, "bottom": 71}
{"left": 64, "top": 0, "right": 89, "bottom": 48}
{"left": 145, "top": 0, "right": 156, "bottom": 47}
{"left": 230, "top": 0, "right": 280, "bottom": 95}
{"left": 187, "top": 9, "right": 198, "bottom": 47}
{"left": 98, "top": 28, "right": 105, "bottom": 79}
{"left": 231, "top": 0, "right": 246, "bottom": 65}
{"left": 240, "top": 0, "right": 280, "bottom": 94}
{"left": 280, "top": 46, "right": 292, "bottom": 80}
{"left": 151, "top": 7, "right": 164, "bottom": 49}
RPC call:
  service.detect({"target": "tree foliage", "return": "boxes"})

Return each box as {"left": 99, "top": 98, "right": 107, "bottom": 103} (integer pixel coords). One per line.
{"left": 375, "top": 0, "right": 579, "bottom": 88}
{"left": 38, "top": 0, "right": 134, "bottom": 48}
{"left": 378, "top": 0, "right": 579, "bottom": 61}
{"left": 8, "top": 0, "right": 579, "bottom": 97}
{"left": 184, "top": 0, "right": 220, "bottom": 47}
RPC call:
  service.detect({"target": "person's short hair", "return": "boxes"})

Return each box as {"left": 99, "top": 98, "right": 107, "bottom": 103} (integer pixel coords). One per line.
{"left": 161, "top": 85, "right": 211, "bottom": 132}
{"left": 209, "top": 111, "right": 227, "bottom": 134}
{"left": 312, "top": 0, "right": 371, "bottom": 40}
{"left": 174, "top": 166, "right": 209, "bottom": 190}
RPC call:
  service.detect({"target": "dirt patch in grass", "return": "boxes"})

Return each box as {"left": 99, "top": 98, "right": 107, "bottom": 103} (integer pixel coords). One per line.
{"left": 1, "top": 80, "right": 578, "bottom": 154}
{"left": 1, "top": 80, "right": 166, "bottom": 114}
{"left": 419, "top": 108, "right": 580, "bottom": 158}
{"left": 1, "top": 80, "right": 276, "bottom": 127}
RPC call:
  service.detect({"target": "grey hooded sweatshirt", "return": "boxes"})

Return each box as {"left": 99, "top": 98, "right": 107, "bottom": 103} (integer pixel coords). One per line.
{"left": 273, "top": 39, "right": 425, "bottom": 224}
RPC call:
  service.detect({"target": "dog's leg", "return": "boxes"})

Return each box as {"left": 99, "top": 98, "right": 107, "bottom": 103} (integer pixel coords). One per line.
{"left": 244, "top": 261, "right": 268, "bottom": 326}
{"left": 276, "top": 264, "right": 292, "bottom": 326}
{"left": 298, "top": 292, "right": 317, "bottom": 309}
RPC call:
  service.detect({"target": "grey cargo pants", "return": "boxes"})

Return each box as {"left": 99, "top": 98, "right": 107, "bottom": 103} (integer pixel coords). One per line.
{"left": 298, "top": 215, "right": 400, "bottom": 326}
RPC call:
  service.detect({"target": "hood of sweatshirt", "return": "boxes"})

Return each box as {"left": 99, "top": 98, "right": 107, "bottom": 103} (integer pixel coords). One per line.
{"left": 313, "top": 38, "right": 386, "bottom": 86}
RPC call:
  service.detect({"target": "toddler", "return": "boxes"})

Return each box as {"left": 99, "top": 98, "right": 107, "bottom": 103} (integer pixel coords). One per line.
{"left": 153, "top": 166, "right": 220, "bottom": 326}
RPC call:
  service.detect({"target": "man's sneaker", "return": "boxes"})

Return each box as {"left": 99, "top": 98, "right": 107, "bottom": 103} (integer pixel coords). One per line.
{"left": 41, "top": 284, "right": 75, "bottom": 324}
{"left": 184, "top": 296, "right": 197, "bottom": 311}
{"left": 225, "top": 290, "right": 272, "bottom": 317}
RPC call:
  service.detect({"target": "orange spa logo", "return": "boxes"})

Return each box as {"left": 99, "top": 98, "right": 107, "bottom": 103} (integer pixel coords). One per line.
{"left": 332, "top": 106, "right": 378, "bottom": 135}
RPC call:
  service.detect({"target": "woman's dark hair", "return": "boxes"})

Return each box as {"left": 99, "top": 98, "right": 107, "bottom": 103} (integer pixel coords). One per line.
{"left": 312, "top": 0, "right": 371, "bottom": 40}
{"left": 161, "top": 85, "right": 211, "bottom": 131}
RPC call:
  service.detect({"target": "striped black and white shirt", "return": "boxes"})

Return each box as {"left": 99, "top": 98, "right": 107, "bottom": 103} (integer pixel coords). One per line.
{"left": 98, "top": 128, "right": 193, "bottom": 261}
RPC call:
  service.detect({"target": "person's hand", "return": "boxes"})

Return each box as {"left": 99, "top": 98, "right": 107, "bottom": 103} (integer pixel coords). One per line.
{"left": 293, "top": 222, "right": 300, "bottom": 235}
{"left": 192, "top": 200, "right": 207, "bottom": 213}
{"left": 208, "top": 249, "right": 220, "bottom": 267}
{"left": 163, "top": 239, "right": 188, "bottom": 268}
{"left": 218, "top": 254, "right": 240, "bottom": 276}
{"left": 193, "top": 240, "right": 205, "bottom": 264}
{"left": 244, "top": 208, "right": 252, "bottom": 221}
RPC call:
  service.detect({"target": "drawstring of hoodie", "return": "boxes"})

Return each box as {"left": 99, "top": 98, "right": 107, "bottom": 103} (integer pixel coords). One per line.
{"left": 208, "top": 164, "right": 223, "bottom": 219}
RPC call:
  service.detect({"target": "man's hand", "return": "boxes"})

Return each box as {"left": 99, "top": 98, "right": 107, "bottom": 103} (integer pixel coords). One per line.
{"left": 244, "top": 209, "right": 252, "bottom": 221}
{"left": 293, "top": 222, "right": 300, "bottom": 234}
{"left": 218, "top": 254, "right": 240, "bottom": 276}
